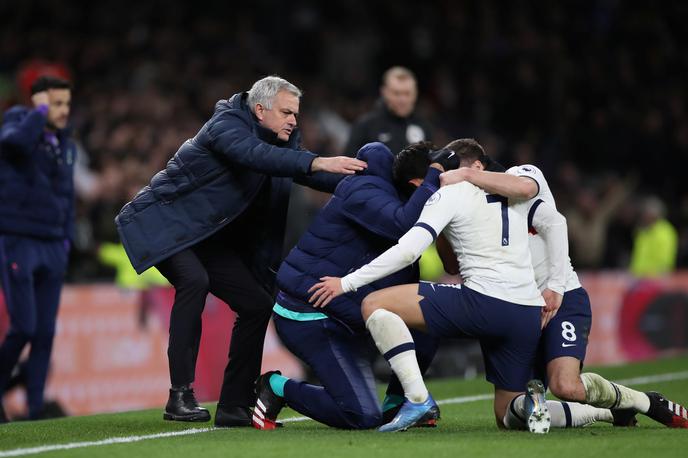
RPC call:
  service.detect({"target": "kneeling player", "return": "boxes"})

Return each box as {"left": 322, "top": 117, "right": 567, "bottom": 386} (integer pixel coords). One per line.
{"left": 252, "top": 142, "right": 458, "bottom": 429}
{"left": 310, "top": 139, "right": 549, "bottom": 432}
{"left": 440, "top": 162, "right": 688, "bottom": 429}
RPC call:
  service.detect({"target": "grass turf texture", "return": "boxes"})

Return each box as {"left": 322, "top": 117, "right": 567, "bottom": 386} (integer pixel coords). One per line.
{"left": 1, "top": 356, "right": 686, "bottom": 458}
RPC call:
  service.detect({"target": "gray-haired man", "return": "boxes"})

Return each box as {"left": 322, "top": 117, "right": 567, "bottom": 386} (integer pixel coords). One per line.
{"left": 116, "top": 76, "right": 366, "bottom": 426}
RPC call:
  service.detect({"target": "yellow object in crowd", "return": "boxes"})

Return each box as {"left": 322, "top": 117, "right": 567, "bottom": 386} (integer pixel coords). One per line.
{"left": 630, "top": 219, "right": 678, "bottom": 278}
{"left": 98, "top": 242, "right": 169, "bottom": 289}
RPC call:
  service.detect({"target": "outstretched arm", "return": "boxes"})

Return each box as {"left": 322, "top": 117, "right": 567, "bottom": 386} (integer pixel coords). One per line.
{"left": 308, "top": 186, "right": 457, "bottom": 307}
{"left": 440, "top": 168, "right": 537, "bottom": 200}
{"left": 207, "top": 113, "right": 366, "bottom": 177}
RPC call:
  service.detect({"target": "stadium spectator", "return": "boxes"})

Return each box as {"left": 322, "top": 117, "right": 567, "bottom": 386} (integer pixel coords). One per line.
{"left": 115, "top": 76, "right": 366, "bottom": 426}
{"left": 345, "top": 66, "right": 432, "bottom": 156}
{"left": 566, "top": 178, "right": 633, "bottom": 269}
{"left": 0, "top": 76, "right": 75, "bottom": 422}
{"left": 630, "top": 196, "right": 678, "bottom": 277}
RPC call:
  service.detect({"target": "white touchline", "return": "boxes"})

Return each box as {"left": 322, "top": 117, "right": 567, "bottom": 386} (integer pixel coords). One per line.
{"left": 0, "top": 428, "right": 216, "bottom": 457}
{"left": 1, "top": 370, "right": 687, "bottom": 457}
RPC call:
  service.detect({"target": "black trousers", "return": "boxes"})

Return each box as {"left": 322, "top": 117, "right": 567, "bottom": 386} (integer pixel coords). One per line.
{"left": 156, "top": 231, "right": 273, "bottom": 408}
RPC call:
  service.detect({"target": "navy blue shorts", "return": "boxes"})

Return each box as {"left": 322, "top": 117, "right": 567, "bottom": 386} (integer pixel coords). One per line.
{"left": 539, "top": 287, "right": 591, "bottom": 365}
{"left": 418, "top": 282, "right": 542, "bottom": 392}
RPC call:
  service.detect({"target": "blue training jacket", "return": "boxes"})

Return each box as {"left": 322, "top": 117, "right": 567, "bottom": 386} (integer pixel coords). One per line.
{"left": 0, "top": 106, "right": 75, "bottom": 241}
{"left": 276, "top": 142, "right": 440, "bottom": 332}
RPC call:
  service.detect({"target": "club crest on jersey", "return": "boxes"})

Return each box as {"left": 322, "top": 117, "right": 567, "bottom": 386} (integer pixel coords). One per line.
{"left": 425, "top": 193, "right": 441, "bottom": 206}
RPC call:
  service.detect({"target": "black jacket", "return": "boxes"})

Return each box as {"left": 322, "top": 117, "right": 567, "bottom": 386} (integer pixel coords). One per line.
{"left": 345, "top": 99, "right": 432, "bottom": 156}
{"left": 116, "top": 92, "right": 342, "bottom": 292}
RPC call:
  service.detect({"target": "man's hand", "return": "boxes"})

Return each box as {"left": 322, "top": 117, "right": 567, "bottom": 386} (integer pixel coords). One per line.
{"left": 429, "top": 148, "right": 459, "bottom": 171}
{"left": 440, "top": 168, "right": 470, "bottom": 187}
{"left": 311, "top": 156, "right": 367, "bottom": 175}
{"left": 31, "top": 91, "right": 49, "bottom": 108}
{"left": 307, "top": 276, "right": 344, "bottom": 308}
{"left": 540, "top": 288, "right": 563, "bottom": 329}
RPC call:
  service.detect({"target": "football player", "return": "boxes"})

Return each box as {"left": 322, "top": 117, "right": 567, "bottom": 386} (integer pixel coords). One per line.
{"left": 440, "top": 162, "right": 688, "bottom": 430}
{"left": 309, "top": 139, "right": 550, "bottom": 432}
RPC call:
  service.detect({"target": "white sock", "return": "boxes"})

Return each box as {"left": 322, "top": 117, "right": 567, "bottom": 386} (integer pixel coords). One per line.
{"left": 504, "top": 395, "right": 613, "bottom": 429}
{"left": 365, "top": 309, "right": 428, "bottom": 403}
{"left": 581, "top": 373, "right": 650, "bottom": 413}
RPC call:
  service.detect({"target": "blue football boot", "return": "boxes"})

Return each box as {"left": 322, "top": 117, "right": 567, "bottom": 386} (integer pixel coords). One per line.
{"left": 378, "top": 394, "right": 440, "bottom": 432}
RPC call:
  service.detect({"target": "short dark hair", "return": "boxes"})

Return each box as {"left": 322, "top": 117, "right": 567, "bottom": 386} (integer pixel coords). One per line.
{"left": 30, "top": 76, "right": 71, "bottom": 95}
{"left": 393, "top": 141, "right": 437, "bottom": 197}
{"left": 444, "top": 138, "right": 487, "bottom": 167}
{"left": 382, "top": 66, "right": 416, "bottom": 86}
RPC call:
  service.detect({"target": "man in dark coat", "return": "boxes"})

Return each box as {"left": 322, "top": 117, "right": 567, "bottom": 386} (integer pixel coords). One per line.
{"left": 115, "top": 76, "right": 366, "bottom": 426}
{"left": 0, "top": 76, "right": 75, "bottom": 422}
{"left": 345, "top": 67, "right": 432, "bottom": 157}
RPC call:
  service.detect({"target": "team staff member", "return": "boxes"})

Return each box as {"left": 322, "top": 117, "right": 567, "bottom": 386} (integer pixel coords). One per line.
{"left": 116, "top": 76, "right": 366, "bottom": 427}
{"left": 345, "top": 66, "right": 432, "bottom": 157}
{"left": 0, "top": 76, "right": 75, "bottom": 422}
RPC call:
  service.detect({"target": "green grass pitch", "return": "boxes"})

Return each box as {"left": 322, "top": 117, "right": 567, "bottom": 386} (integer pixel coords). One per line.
{"left": 1, "top": 355, "right": 687, "bottom": 458}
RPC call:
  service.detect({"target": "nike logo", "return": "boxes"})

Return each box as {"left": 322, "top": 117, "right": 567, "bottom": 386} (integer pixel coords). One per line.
{"left": 562, "top": 343, "right": 577, "bottom": 348}
{"left": 448, "top": 151, "right": 455, "bottom": 158}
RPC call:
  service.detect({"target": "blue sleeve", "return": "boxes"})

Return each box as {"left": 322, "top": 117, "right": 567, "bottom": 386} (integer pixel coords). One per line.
{"left": 294, "top": 171, "right": 345, "bottom": 193}
{"left": 340, "top": 167, "right": 441, "bottom": 240}
{"left": 0, "top": 106, "right": 47, "bottom": 155}
{"left": 206, "top": 111, "right": 317, "bottom": 177}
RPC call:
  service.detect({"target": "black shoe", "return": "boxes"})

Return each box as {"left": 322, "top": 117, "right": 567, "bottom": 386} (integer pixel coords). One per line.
{"left": 252, "top": 370, "right": 285, "bottom": 430}
{"left": 163, "top": 385, "right": 210, "bottom": 422}
{"left": 611, "top": 408, "right": 638, "bottom": 427}
{"left": 645, "top": 392, "right": 688, "bottom": 428}
{"left": 214, "top": 405, "right": 252, "bottom": 427}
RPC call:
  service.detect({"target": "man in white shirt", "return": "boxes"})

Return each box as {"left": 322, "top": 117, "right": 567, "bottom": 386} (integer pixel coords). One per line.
{"left": 309, "top": 139, "right": 548, "bottom": 432}
{"left": 440, "top": 163, "right": 688, "bottom": 430}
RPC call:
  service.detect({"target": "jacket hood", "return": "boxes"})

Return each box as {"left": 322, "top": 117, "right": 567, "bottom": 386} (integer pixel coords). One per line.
{"left": 355, "top": 142, "right": 394, "bottom": 182}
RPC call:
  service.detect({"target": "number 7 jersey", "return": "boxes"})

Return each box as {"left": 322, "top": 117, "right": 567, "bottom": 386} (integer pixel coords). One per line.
{"left": 419, "top": 181, "right": 543, "bottom": 307}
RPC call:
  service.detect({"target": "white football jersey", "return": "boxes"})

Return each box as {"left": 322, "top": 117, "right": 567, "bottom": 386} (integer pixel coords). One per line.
{"left": 506, "top": 165, "right": 581, "bottom": 292}
{"left": 418, "top": 181, "right": 543, "bottom": 306}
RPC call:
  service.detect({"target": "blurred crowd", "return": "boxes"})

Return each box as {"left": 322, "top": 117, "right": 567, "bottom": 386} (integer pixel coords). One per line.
{"left": 1, "top": 0, "right": 687, "bottom": 281}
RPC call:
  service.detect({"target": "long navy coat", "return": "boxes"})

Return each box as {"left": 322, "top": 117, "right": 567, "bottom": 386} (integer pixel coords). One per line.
{"left": 116, "top": 92, "right": 341, "bottom": 292}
